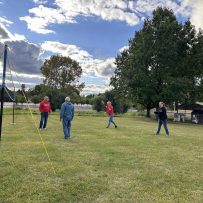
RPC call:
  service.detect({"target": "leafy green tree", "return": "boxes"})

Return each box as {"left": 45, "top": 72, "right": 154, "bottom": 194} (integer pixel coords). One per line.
{"left": 15, "top": 90, "right": 26, "bottom": 104}
{"left": 31, "top": 95, "right": 41, "bottom": 104}
{"left": 92, "top": 90, "right": 129, "bottom": 113}
{"left": 85, "top": 94, "right": 96, "bottom": 105}
{"left": 111, "top": 7, "right": 203, "bottom": 117}
{"left": 29, "top": 55, "right": 85, "bottom": 110}
{"left": 29, "top": 84, "right": 81, "bottom": 111}
{"left": 93, "top": 95, "right": 105, "bottom": 112}
{"left": 104, "top": 90, "right": 129, "bottom": 114}
{"left": 41, "top": 55, "right": 84, "bottom": 90}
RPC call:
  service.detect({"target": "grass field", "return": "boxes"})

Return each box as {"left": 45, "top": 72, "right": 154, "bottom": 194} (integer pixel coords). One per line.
{"left": 0, "top": 112, "right": 202, "bottom": 203}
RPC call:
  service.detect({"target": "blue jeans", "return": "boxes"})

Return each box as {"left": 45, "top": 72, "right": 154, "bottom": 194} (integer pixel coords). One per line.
{"left": 157, "top": 119, "right": 169, "bottom": 135}
{"left": 63, "top": 119, "right": 71, "bottom": 139}
{"left": 39, "top": 112, "right": 49, "bottom": 129}
{"left": 107, "top": 115, "right": 117, "bottom": 128}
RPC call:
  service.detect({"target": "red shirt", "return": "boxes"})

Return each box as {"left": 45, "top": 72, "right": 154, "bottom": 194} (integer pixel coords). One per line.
{"left": 39, "top": 100, "right": 51, "bottom": 113}
{"left": 105, "top": 104, "right": 114, "bottom": 116}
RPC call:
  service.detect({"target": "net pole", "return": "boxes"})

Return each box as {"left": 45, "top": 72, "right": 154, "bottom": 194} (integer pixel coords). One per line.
{"left": 0, "top": 45, "right": 8, "bottom": 142}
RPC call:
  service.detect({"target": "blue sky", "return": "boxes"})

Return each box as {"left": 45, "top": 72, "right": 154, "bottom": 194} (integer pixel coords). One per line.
{"left": 0, "top": 0, "right": 203, "bottom": 94}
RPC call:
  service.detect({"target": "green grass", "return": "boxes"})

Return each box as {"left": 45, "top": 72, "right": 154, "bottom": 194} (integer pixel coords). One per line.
{"left": 0, "top": 112, "right": 202, "bottom": 203}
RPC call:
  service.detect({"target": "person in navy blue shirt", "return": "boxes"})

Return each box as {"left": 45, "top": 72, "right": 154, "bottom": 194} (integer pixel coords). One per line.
{"left": 156, "top": 101, "right": 169, "bottom": 136}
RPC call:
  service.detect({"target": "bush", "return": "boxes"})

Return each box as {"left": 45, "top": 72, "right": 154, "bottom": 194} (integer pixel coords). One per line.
{"left": 92, "top": 90, "right": 130, "bottom": 114}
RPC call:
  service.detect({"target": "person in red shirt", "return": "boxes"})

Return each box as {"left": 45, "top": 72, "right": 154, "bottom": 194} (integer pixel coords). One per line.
{"left": 39, "top": 96, "right": 51, "bottom": 130}
{"left": 102, "top": 101, "right": 118, "bottom": 128}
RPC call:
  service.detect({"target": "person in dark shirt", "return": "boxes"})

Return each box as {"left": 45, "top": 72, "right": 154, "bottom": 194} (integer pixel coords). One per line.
{"left": 156, "top": 101, "right": 169, "bottom": 136}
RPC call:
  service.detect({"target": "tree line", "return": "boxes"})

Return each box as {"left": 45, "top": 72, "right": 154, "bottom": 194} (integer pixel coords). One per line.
{"left": 6, "top": 7, "right": 203, "bottom": 116}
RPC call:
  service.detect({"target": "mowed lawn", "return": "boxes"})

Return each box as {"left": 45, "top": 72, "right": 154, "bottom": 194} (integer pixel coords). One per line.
{"left": 0, "top": 113, "right": 202, "bottom": 203}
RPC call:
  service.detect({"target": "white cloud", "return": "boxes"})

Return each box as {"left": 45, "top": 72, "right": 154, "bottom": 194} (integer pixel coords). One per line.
{"left": 20, "top": 5, "right": 65, "bottom": 34}
{"left": 3, "top": 41, "right": 43, "bottom": 74}
{"left": 0, "top": 17, "right": 13, "bottom": 27}
{"left": 0, "top": 62, "right": 43, "bottom": 90}
{"left": 20, "top": 0, "right": 203, "bottom": 35}
{"left": 82, "top": 84, "right": 112, "bottom": 95}
{"left": 188, "top": 0, "right": 203, "bottom": 29}
{"left": 0, "top": 24, "right": 42, "bottom": 75}
{"left": 83, "top": 58, "right": 116, "bottom": 77}
{"left": 2, "top": 74, "right": 43, "bottom": 89}
{"left": 130, "top": 0, "right": 203, "bottom": 29}
{"left": 129, "top": 0, "right": 180, "bottom": 15}
{"left": 41, "top": 41, "right": 116, "bottom": 78}
{"left": 119, "top": 45, "right": 129, "bottom": 53}
{"left": 20, "top": 0, "right": 140, "bottom": 34}
{"left": 41, "top": 41, "right": 92, "bottom": 63}
{"left": 41, "top": 40, "right": 116, "bottom": 94}
{"left": 0, "top": 24, "right": 9, "bottom": 39}
{"left": 33, "top": 0, "right": 48, "bottom": 5}
{"left": 0, "top": 22, "right": 116, "bottom": 94}
{"left": 0, "top": 21, "right": 26, "bottom": 42}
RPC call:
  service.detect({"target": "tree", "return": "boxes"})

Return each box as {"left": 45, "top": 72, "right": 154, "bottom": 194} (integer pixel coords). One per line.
{"left": 92, "top": 90, "right": 130, "bottom": 113}
{"left": 34, "top": 55, "right": 85, "bottom": 110}
{"left": 85, "top": 94, "right": 96, "bottom": 105}
{"left": 111, "top": 7, "right": 203, "bottom": 117}
{"left": 93, "top": 95, "right": 105, "bottom": 112}
{"left": 29, "top": 84, "right": 81, "bottom": 111}
{"left": 15, "top": 90, "right": 26, "bottom": 104}
{"left": 41, "top": 55, "right": 84, "bottom": 89}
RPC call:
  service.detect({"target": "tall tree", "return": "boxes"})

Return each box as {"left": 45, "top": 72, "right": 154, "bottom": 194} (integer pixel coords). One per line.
{"left": 111, "top": 7, "right": 203, "bottom": 117}
{"left": 41, "top": 55, "right": 83, "bottom": 89}
{"left": 29, "top": 84, "right": 82, "bottom": 111}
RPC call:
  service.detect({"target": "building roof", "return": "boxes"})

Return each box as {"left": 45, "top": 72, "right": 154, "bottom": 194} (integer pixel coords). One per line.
{"left": 177, "top": 103, "right": 203, "bottom": 111}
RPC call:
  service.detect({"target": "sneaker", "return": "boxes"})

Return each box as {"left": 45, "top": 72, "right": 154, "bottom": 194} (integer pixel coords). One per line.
{"left": 65, "top": 137, "right": 70, "bottom": 140}
{"left": 115, "top": 125, "right": 118, "bottom": 128}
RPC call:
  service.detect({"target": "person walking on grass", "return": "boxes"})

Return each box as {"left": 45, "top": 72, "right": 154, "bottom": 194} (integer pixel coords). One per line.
{"left": 60, "top": 97, "right": 74, "bottom": 140}
{"left": 156, "top": 101, "right": 169, "bottom": 136}
{"left": 39, "top": 96, "right": 51, "bottom": 130}
{"left": 102, "top": 101, "right": 118, "bottom": 128}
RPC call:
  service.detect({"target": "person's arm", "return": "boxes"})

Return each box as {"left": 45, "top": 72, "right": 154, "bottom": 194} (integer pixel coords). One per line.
{"left": 60, "top": 104, "right": 65, "bottom": 121}
{"left": 101, "top": 101, "right": 107, "bottom": 110}
{"left": 101, "top": 100, "right": 105, "bottom": 106}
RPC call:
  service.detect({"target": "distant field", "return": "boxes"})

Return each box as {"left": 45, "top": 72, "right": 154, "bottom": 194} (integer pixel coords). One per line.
{"left": 0, "top": 112, "right": 202, "bottom": 203}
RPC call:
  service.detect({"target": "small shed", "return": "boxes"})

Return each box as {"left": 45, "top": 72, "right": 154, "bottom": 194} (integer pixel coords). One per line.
{"left": 177, "top": 103, "right": 203, "bottom": 124}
